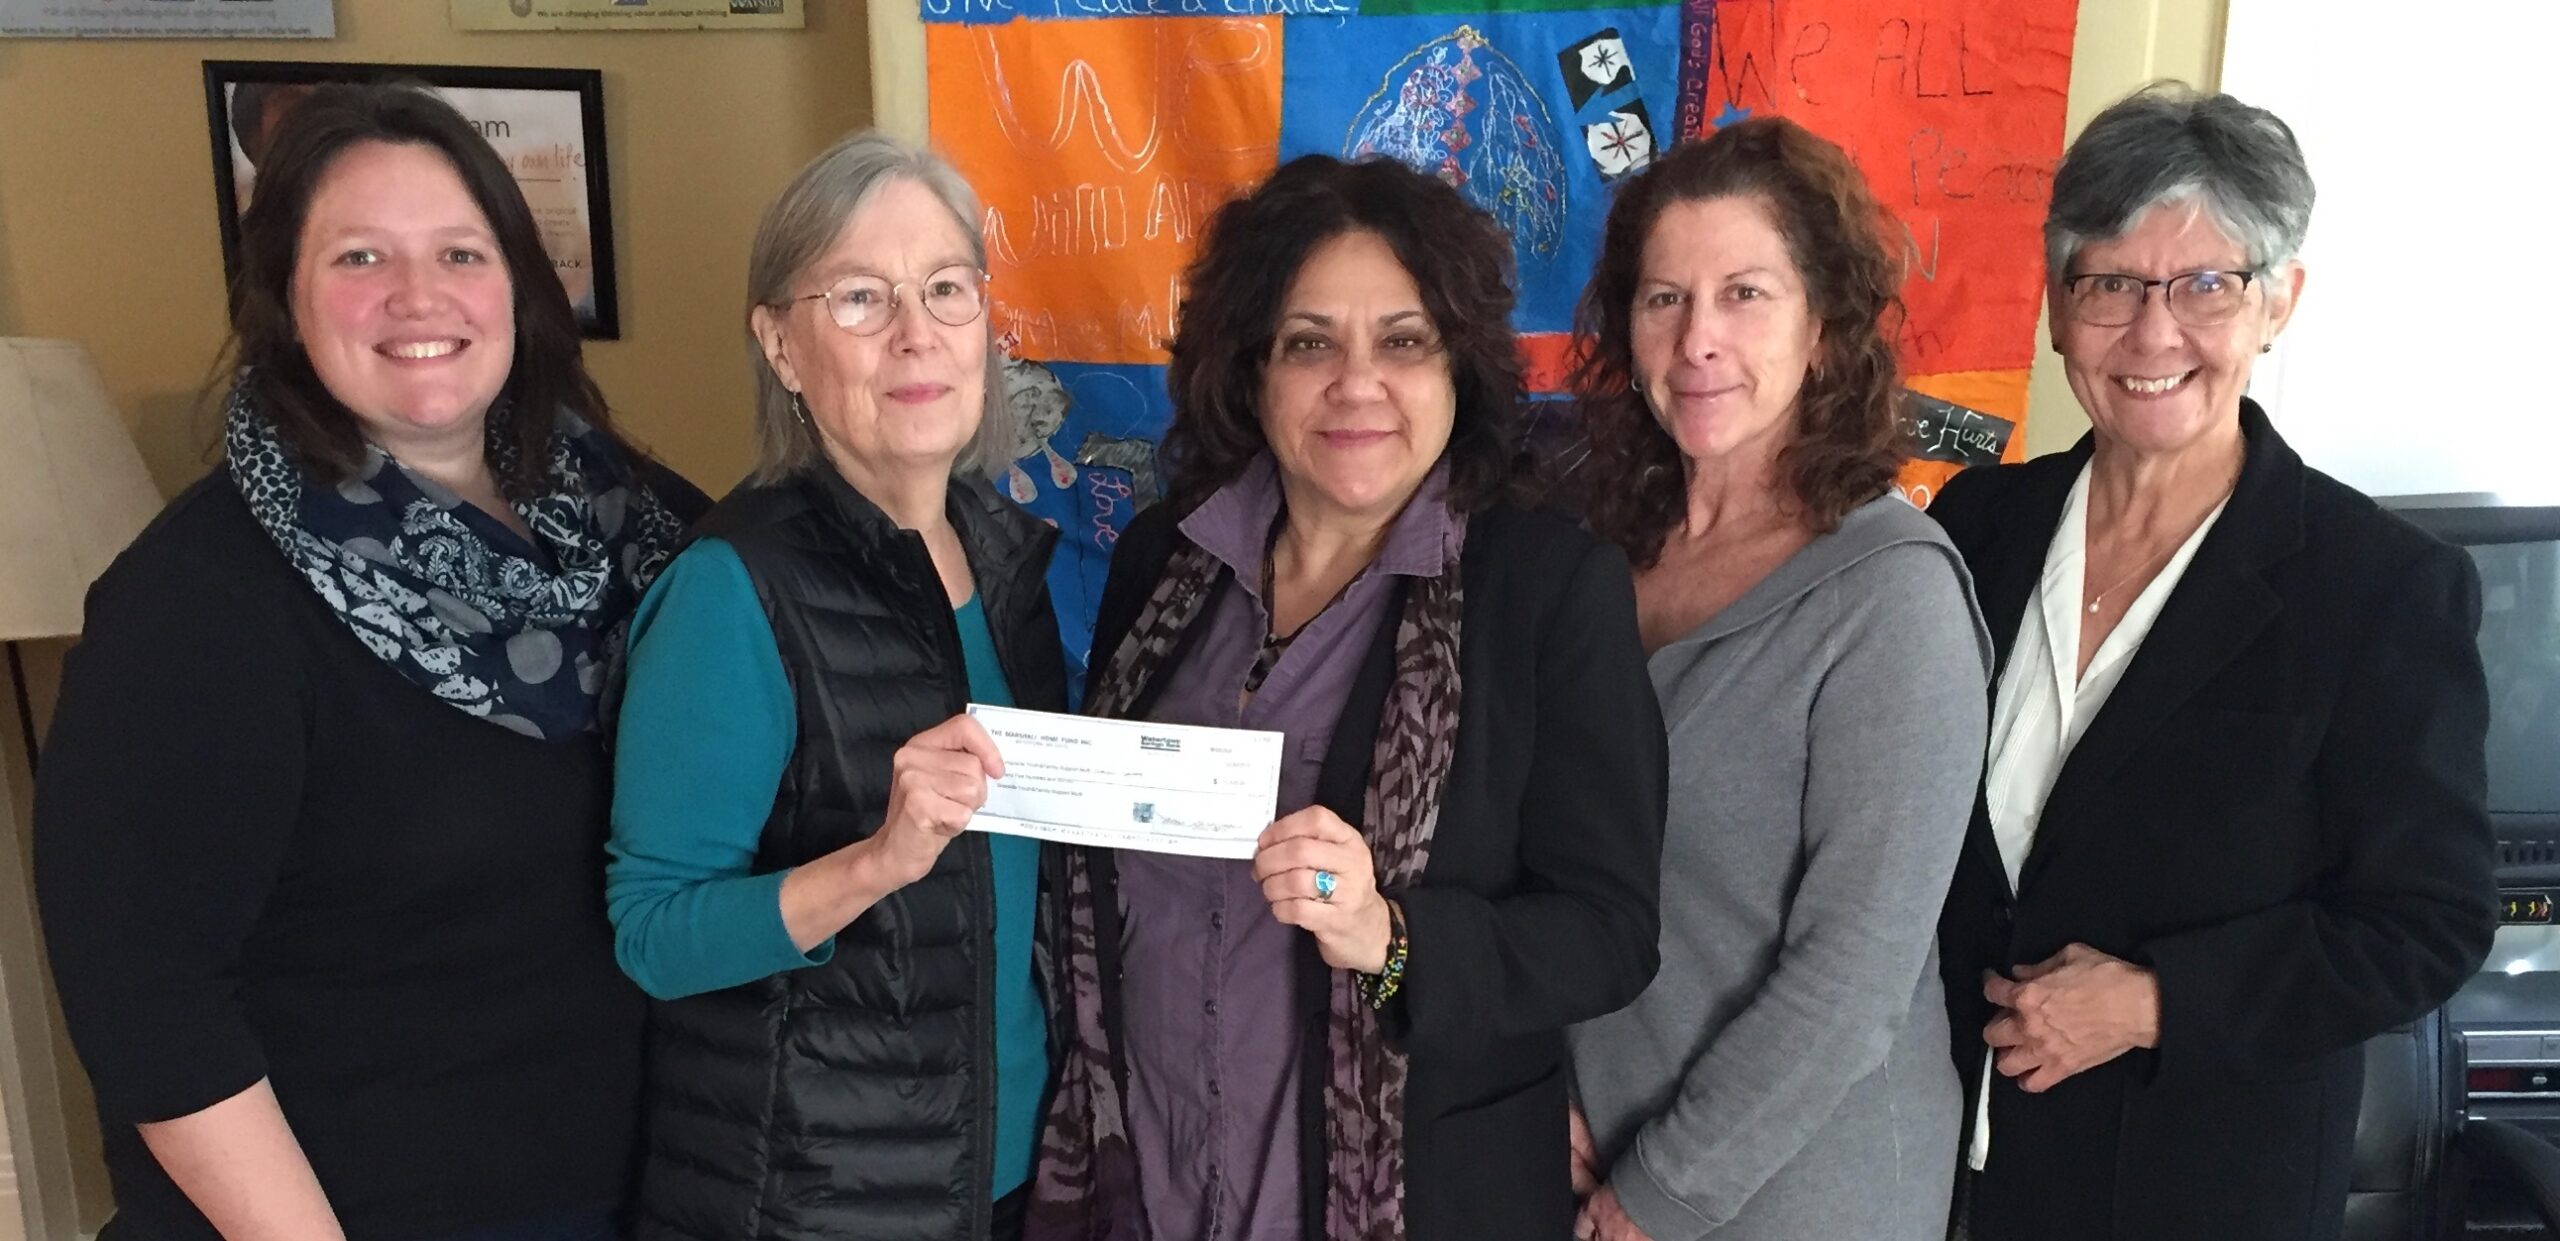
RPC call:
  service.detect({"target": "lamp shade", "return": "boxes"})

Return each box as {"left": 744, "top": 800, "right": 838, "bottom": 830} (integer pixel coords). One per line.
{"left": 0, "top": 338, "right": 165, "bottom": 642}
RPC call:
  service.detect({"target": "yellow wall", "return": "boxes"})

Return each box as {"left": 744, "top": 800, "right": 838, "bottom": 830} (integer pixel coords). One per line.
{"left": 0, "top": 3, "right": 871, "bottom": 1232}
{"left": 0, "top": 2, "right": 873, "bottom": 495}
{"left": 2025, "top": 0, "right": 2229, "bottom": 456}
{"left": 5, "top": 0, "right": 2228, "bottom": 477}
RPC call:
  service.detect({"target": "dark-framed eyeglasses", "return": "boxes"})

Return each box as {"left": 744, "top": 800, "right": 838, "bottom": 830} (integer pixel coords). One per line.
{"left": 778, "top": 264, "right": 990, "bottom": 336}
{"left": 2062, "top": 269, "right": 2258, "bottom": 328}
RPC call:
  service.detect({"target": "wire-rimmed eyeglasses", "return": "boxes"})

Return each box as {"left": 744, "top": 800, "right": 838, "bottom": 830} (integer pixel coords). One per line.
{"left": 777, "top": 264, "right": 990, "bottom": 336}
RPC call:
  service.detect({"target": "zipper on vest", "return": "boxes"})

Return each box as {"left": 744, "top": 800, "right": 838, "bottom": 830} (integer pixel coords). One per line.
{"left": 908, "top": 526, "right": 1003, "bottom": 1239}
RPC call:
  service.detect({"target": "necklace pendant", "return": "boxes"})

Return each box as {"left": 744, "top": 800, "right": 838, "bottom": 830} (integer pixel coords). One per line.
{"left": 2087, "top": 600, "right": 2101, "bottom": 614}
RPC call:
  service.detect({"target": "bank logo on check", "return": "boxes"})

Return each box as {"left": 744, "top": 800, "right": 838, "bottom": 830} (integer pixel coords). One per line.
{"left": 1139, "top": 735, "right": 1182, "bottom": 753}
{"left": 1132, "top": 802, "right": 1155, "bottom": 824}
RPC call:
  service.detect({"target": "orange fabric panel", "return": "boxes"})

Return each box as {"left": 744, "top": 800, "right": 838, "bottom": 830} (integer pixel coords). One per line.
{"left": 928, "top": 17, "right": 1287, "bottom": 365}
{"left": 1519, "top": 332, "right": 1581, "bottom": 395}
{"left": 1688, "top": 0, "right": 2075, "bottom": 377}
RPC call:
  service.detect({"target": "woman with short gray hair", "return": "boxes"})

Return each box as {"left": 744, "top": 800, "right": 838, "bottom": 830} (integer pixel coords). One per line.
{"left": 606, "top": 130, "right": 1067, "bottom": 1241}
{"left": 1930, "top": 83, "right": 2493, "bottom": 1240}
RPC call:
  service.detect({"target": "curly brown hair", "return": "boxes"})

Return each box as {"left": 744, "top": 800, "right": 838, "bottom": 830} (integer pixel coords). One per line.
{"left": 1570, "top": 117, "right": 1907, "bottom": 568}
{"left": 1162, "top": 154, "right": 1524, "bottom": 515}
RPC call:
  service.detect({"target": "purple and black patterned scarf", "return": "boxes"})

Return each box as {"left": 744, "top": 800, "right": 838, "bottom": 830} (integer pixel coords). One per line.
{"left": 1027, "top": 524, "right": 1466, "bottom": 1241}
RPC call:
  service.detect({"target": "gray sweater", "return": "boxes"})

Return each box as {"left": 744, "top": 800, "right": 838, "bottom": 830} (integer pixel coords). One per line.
{"left": 1568, "top": 494, "right": 1991, "bottom": 1241}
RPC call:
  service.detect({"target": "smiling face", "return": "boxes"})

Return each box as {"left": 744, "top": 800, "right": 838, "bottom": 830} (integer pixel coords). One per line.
{"left": 291, "top": 140, "right": 515, "bottom": 461}
{"left": 2054, "top": 198, "right": 2302, "bottom": 458}
{"left": 749, "top": 177, "right": 988, "bottom": 483}
{"left": 1256, "top": 230, "right": 1457, "bottom": 528}
{"left": 1627, "top": 194, "right": 1824, "bottom": 471}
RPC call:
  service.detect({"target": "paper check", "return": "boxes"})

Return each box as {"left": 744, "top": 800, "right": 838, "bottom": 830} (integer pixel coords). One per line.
{"left": 964, "top": 704, "right": 1283, "bottom": 860}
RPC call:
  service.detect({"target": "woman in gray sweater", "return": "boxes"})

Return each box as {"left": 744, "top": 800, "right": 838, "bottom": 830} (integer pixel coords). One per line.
{"left": 1562, "top": 118, "right": 1991, "bottom": 1241}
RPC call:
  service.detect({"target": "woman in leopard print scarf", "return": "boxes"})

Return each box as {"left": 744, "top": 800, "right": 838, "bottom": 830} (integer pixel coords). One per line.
{"left": 1026, "top": 155, "right": 1667, "bottom": 1241}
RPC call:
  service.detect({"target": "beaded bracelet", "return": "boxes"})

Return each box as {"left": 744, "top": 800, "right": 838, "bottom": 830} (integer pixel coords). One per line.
{"left": 1358, "top": 898, "right": 1409, "bottom": 1010}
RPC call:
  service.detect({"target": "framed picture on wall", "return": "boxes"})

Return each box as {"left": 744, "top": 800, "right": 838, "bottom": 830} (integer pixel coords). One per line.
{"left": 202, "top": 61, "right": 621, "bottom": 339}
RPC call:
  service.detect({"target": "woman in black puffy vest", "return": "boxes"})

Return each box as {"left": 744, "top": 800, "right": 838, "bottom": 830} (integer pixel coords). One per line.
{"left": 605, "top": 131, "right": 1067, "bottom": 1241}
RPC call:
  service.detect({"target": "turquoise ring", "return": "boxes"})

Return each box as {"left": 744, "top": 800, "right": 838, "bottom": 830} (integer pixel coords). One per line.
{"left": 1314, "top": 869, "right": 1338, "bottom": 902}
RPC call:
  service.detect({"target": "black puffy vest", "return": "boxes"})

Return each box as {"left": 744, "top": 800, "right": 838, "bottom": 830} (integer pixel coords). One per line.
{"left": 632, "top": 467, "right": 1067, "bottom": 1241}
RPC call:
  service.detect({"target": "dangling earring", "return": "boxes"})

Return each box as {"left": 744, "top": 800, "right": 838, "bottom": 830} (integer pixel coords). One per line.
{"left": 790, "top": 392, "right": 812, "bottom": 425}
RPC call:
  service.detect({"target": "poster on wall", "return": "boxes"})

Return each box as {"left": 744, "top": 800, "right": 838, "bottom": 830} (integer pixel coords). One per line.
{"left": 2, "top": 0, "right": 334, "bottom": 38}
{"left": 202, "top": 61, "right": 621, "bottom": 339}
{"left": 1676, "top": 0, "right": 2076, "bottom": 506}
{"left": 926, "top": 0, "right": 2077, "bottom": 677}
{"left": 447, "top": 0, "right": 803, "bottom": 32}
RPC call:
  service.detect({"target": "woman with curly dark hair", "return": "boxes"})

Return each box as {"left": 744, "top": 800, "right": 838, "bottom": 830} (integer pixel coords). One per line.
{"left": 1027, "top": 153, "right": 1667, "bottom": 1241}
{"left": 1561, "top": 118, "right": 1991, "bottom": 1241}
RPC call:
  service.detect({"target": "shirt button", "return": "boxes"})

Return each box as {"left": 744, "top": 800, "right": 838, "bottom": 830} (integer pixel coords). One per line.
{"left": 1210, "top": 913, "right": 1225, "bottom": 931}
{"left": 1204, "top": 999, "right": 1218, "bottom": 1016}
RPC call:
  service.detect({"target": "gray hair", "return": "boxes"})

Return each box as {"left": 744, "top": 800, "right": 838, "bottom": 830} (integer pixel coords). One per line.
{"left": 2045, "top": 83, "right": 2315, "bottom": 282}
{"left": 744, "top": 130, "right": 1013, "bottom": 485}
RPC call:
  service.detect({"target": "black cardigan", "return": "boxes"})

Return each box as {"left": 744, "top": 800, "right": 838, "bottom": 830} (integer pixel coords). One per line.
{"left": 1083, "top": 498, "right": 1668, "bottom": 1240}
{"left": 1929, "top": 402, "right": 2496, "bottom": 1241}
{"left": 35, "top": 469, "right": 701, "bottom": 1240}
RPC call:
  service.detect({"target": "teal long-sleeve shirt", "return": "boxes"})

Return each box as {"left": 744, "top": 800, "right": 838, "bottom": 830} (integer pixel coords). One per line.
{"left": 606, "top": 538, "right": 1047, "bottom": 1198}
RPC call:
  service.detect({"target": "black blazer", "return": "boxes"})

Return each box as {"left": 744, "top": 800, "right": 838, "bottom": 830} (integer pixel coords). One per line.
{"left": 1083, "top": 499, "right": 1668, "bottom": 1241}
{"left": 1930, "top": 401, "right": 2496, "bottom": 1241}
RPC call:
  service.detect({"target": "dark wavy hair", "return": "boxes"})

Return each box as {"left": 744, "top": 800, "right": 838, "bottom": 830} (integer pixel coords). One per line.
{"left": 224, "top": 81, "right": 627, "bottom": 495}
{"left": 1162, "top": 154, "right": 1525, "bottom": 515}
{"left": 1570, "top": 117, "right": 1906, "bottom": 567}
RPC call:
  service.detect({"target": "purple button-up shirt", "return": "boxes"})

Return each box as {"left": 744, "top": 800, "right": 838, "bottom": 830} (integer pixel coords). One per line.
{"left": 1114, "top": 454, "right": 1458, "bottom": 1241}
